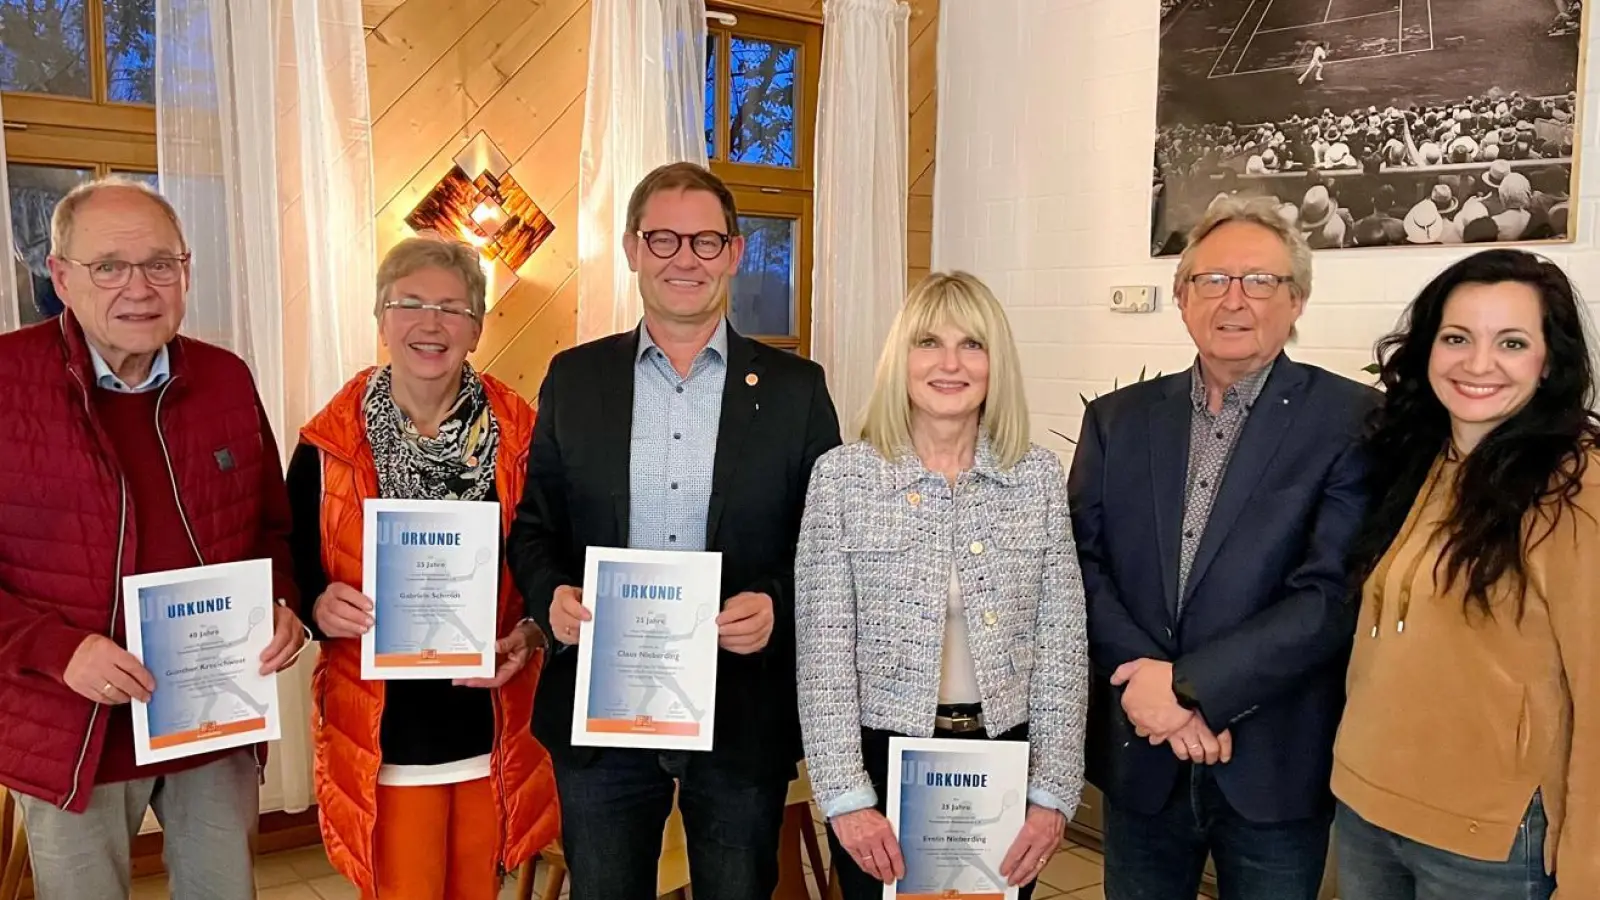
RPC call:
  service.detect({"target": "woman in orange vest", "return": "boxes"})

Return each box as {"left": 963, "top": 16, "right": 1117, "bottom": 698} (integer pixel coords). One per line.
{"left": 287, "top": 236, "right": 559, "bottom": 899}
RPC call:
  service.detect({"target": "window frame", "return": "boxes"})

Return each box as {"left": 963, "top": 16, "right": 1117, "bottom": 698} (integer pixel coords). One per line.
{"left": 706, "top": 5, "right": 820, "bottom": 356}
{"left": 728, "top": 186, "right": 811, "bottom": 355}
{"left": 2, "top": 0, "right": 159, "bottom": 171}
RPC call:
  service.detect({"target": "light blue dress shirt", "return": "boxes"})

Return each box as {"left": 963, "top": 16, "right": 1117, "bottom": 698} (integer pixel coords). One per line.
{"left": 87, "top": 342, "right": 171, "bottom": 394}
{"left": 628, "top": 320, "right": 727, "bottom": 552}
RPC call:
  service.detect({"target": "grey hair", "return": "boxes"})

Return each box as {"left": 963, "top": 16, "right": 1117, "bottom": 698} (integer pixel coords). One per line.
{"left": 50, "top": 176, "right": 186, "bottom": 257}
{"left": 1174, "top": 194, "right": 1313, "bottom": 302}
{"left": 374, "top": 236, "right": 488, "bottom": 320}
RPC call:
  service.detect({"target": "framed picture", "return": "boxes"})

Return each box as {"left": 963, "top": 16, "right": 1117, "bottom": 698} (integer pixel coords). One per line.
{"left": 1152, "top": 0, "right": 1586, "bottom": 255}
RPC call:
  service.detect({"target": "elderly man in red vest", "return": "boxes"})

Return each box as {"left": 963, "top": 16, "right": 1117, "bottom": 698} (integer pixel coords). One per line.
{"left": 0, "top": 177, "right": 304, "bottom": 900}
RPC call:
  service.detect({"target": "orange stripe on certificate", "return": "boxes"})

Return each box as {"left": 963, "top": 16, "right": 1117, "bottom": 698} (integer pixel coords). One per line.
{"left": 149, "top": 717, "right": 268, "bottom": 749}
{"left": 897, "top": 893, "right": 1005, "bottom": 899}
{"left": 586, "top": 717, "right": 702, "bottom": 736}
{"left": 373, "top": 652, "right": 484, "bottom": 666}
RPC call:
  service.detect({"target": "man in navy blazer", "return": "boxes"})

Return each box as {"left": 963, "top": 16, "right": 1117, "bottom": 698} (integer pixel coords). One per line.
{"left": 1068, "top": 195, "right": 1378, "bottom": 900}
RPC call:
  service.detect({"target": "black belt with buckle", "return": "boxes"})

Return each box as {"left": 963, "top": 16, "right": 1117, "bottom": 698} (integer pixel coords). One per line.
{"left": 934, "top": 702, "right": 985, "bottom": 734}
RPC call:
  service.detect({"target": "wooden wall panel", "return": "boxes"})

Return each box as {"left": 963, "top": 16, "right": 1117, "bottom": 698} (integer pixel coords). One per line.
{"left": 365, "top": 0, "right": 938, "bottom": 395}
{"left": 365, "top": 0, "right": 500, "bottom": 119}
{"left": 906, "top": 0, "right": 936, "bottom": 288}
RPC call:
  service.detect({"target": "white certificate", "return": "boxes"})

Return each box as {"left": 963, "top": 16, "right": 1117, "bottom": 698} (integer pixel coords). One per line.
{"left": 885, "top": 737, "right": 1030, "bottom": 900}
{"left": 572, "top": 546, "right": 721, "bottom": 751}
{"left": 123, "top": 559, "right": 282, "bottom": 765}
{"left": 361, "top": 498, "right": 500, "bottom": 681}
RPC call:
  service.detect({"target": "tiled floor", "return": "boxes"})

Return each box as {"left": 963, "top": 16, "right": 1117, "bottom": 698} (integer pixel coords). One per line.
{"left": 128, "top": 818, "right": 1151, "bottom": 900}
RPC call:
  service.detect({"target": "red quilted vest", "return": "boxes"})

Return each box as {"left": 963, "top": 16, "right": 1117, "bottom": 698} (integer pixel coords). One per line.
{"left": 0, "top": 313, "right": 296, "bottom": 812}
{"left": 299, "top": 368, "right": 560, "bottom": 893}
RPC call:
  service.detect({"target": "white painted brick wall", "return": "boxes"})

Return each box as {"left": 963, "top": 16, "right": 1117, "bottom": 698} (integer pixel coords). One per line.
{"left": 932, "top": 0, "right": 1600, "bottom": 451}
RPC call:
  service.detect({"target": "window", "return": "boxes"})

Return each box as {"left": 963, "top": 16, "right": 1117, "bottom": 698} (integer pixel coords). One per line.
{"left": 3, "top": 0, "right": 157, "bottom": 326}
{"left": 705, "top": 7, "right": 820, "bottom": 356}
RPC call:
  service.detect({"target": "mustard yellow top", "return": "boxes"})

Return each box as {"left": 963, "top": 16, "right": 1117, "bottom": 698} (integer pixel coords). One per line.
{"left": 1333, "top": 448, "right": 1600, "bottom": 897}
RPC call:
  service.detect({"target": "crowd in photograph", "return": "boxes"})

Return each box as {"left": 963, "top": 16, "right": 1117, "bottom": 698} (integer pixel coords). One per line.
{"left": 1152, "top": 89, "right": 1577, "bottom": 252}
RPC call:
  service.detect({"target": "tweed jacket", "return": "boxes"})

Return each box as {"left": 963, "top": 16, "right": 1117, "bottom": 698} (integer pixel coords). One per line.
{"left": 795, "top": 438, "right": 1089, "bottom": 819}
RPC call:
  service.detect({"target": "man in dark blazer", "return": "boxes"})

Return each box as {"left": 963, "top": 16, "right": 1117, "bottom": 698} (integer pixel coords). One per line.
{"left": 507, "top": 162, "right": 841, "bottom": 900}
{"left": 1068, "top": 195, "right": 1377, "bottom": 900}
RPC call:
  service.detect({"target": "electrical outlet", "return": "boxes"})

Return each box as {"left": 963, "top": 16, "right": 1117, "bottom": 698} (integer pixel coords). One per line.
{"left": 1109, "top": 285, "right": 1157, "bottom": 313}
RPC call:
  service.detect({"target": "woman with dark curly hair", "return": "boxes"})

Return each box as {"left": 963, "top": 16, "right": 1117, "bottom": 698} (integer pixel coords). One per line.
{"left": 1333, "top": 248, "right": 1599, "bottom": 899}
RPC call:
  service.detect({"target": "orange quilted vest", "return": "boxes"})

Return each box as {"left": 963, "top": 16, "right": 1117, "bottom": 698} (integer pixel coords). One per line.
{"left": 299, "top": 367, "right": 559, "bottom": 893}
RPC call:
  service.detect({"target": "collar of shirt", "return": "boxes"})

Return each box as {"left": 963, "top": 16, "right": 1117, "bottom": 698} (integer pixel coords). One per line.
{"left": 88, "top": 341, "right": 171, "bottom": 393}
{"left": 636, "top": 317, "right": 729, "bottom": 367}
{"left": 1189, "top": 356, "right": 1274, "bottom": 413}
{"left": 882, "top": 429, "right": 1019, "bottom": 493}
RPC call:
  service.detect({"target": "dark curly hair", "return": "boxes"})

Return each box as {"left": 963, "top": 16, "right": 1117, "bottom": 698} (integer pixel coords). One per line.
{"left": 1349, "top": 249, "right": 1600, "bottom": 621}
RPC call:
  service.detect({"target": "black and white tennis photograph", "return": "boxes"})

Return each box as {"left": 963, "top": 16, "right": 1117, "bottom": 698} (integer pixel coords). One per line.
{"left": 1151, "top": 0, "right": 1587, "bottom": 256}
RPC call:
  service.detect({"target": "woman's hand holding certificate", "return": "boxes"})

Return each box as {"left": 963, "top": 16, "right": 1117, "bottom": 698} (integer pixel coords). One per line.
{"left": 833, "top": 808, "right": 907, "bottom": 885}
{"left": 314, "top": 582, "right": 376, "bottom": 638}
{"left": 998, "top": 805, "right": 1066, "bottom": 887}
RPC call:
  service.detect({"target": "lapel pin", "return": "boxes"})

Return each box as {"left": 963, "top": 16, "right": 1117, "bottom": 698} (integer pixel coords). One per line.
{"left": 907, "top": 491, "right": 921, "bottom": 507}
{"left": 746, "top": 372, "right": 759, "bottom": 386}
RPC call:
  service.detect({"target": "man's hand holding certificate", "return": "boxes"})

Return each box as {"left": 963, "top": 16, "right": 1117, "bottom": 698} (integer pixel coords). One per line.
{"left": 571, "top": 547, "right": 722, "bottom": 751}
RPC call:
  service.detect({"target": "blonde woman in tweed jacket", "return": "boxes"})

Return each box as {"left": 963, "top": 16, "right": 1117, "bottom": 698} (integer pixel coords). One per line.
{"left": 795, "top": 272, "right": 1090, "bottom": 900}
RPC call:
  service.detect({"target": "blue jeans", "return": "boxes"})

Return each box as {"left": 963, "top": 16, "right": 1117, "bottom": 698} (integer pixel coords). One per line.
{"left": 1103, "top": 765, "right": 1331, "bottom": 900}
{"left": 1335, "top": 796, "right": 1555, "bottom": 900}
{"left": 551, "top": 748, "right": 790, "bottom": 900}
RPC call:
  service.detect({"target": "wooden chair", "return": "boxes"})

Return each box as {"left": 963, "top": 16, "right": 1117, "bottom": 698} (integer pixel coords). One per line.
{"left": 776, "top": 764, "right": 828, "bottom": 900}
{"left": 0, "top": 787, "right": 29, "bottom": 900}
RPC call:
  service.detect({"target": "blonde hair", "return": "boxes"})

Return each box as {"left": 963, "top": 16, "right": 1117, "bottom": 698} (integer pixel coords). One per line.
{"left": 1175, "top": 193, "right": 1313, "bottom": 302}
{"left": 860, "top": 271, "right": 1031, "bottom": 469}
{"left": 374, "top": 236, "right": 488, "bottom": 320}
{"left": 51, "top": 176, "right": 186, "bottom": 257}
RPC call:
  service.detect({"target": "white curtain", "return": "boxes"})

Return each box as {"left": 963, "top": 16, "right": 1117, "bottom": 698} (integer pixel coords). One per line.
{"left": 157, "top": 0, "right": 285, "bottom": 439}
{"left": 157, "top": 0, "right": 377, "bottom": 813}
{"left": 812, "top": 0, "right": 910, "bottom": 436}
{"left": 0, "top": 93, "right": 20, "bottom": 334}
{"left": 576, "top": 0, "right": 709, "bottom": 343}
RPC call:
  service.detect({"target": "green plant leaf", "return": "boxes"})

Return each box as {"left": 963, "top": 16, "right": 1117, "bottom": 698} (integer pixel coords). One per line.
{"left": 1362, "top": 362, "right": 1381, "bottom": 375}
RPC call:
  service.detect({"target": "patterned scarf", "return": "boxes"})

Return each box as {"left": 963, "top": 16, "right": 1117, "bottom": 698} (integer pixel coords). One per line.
{"left": 363, "top": 363, "right": 499, "bottom": 502}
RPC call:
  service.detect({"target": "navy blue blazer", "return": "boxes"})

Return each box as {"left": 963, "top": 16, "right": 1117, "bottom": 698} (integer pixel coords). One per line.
{"left": 1067, "top": 355, "right": 1378, "bottom": 823}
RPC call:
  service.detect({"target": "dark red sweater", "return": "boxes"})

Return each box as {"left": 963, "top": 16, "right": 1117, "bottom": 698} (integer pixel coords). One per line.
{"left": 91, "top": 388, "right": 238, "bottom": 784}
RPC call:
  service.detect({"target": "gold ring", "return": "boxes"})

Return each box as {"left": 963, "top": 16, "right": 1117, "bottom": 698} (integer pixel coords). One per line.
{"left": 102, "top": 681, "right": 115, "bottom": 696}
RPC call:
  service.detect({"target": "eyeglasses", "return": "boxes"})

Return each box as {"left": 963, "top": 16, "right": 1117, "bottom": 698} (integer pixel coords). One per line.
{"left": 383, "top": 296, "right": 479, "bottom": 322}
{"left": 636, "top": 229, "right": 732, "bottom": 261}
{"left": 59, "top": 253, "right": 191, "bottom": 289}
{"left": 1185, "top": 272, "right": 1293, "bottom": 300}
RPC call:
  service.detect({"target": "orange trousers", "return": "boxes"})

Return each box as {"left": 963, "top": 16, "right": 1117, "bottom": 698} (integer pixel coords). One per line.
{"left": 365, "top": 777, "right": 500, "bottom": 900}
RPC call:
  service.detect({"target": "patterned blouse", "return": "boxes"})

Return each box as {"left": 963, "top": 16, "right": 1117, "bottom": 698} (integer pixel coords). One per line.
{"left": 795, "top": 436, "right": 1089, "bottom": 818}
